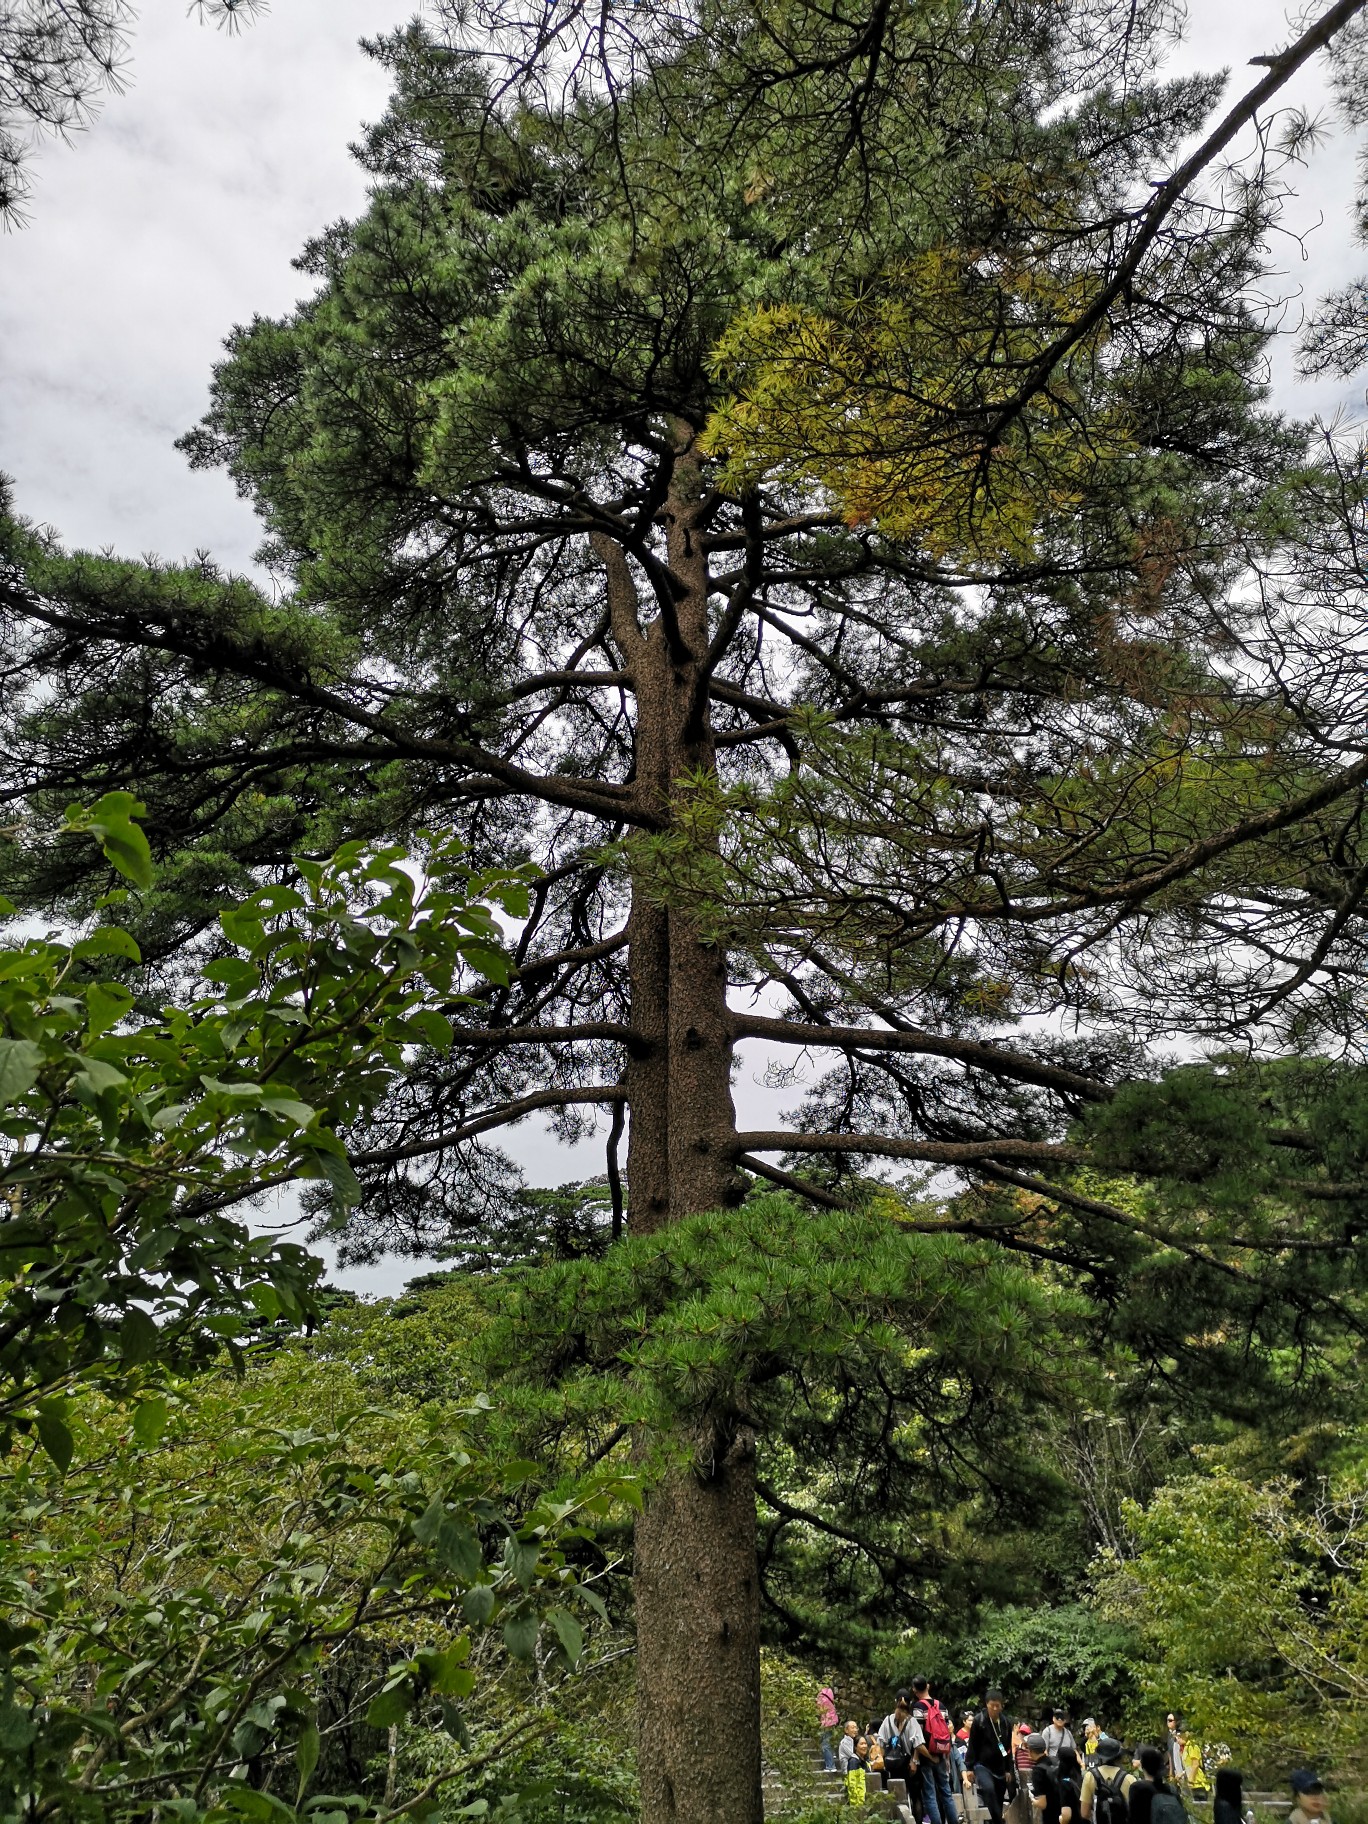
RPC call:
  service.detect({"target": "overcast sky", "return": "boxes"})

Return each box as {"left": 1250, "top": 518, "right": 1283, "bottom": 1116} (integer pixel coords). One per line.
{"left": 1, "top": 0, "right": 1365, "bottom": 1292}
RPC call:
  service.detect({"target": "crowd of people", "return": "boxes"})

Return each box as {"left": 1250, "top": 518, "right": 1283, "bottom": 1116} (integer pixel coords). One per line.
{"left": 814, "top": 1683, "right": 1333, "bottom": 1824}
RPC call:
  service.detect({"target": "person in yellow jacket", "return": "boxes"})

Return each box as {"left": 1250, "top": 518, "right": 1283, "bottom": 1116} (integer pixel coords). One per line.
{"left": 1179, "top": 1732, "right": 1210, "bottom": 1796}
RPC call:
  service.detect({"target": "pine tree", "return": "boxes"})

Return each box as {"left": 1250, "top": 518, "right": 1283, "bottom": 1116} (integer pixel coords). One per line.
{"left": 5, "top": 0, "right": 1368, "bottom": 1816}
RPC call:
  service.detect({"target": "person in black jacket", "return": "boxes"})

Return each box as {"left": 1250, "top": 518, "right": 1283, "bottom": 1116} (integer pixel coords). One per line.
{"left": 966, "top": 1690, "right": 1016, "bottom": 1824}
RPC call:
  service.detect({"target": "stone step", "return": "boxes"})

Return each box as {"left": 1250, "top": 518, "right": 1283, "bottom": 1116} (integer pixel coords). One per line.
{"left": 762, "top": 1778, "right": 987, "bottom": 1822}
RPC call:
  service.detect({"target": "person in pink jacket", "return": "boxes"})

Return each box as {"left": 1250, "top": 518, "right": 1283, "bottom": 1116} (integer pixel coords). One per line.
{"left": 819, "top": 1682, "right": 839, "bottom": 1773}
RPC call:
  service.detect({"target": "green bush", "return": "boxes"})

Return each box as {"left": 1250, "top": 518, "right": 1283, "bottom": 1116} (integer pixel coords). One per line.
{"left": 890, "top": 1604, "right": 1144, "bottom": 1725}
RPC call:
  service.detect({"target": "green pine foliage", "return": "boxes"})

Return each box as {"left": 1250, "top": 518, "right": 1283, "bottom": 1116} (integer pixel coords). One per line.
{"left": 479, "top": 1194, "right": 1089, "bottom": 1653}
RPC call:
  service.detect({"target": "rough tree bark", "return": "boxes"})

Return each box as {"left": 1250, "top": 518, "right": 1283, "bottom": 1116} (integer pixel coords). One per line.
{"left": 627, "top": 428, "right": 762, "bottom": 1824}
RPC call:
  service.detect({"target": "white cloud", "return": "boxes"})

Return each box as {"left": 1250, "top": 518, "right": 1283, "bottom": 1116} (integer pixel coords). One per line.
{"left": 1, "top": 0, "right": 412, "bottom": 564}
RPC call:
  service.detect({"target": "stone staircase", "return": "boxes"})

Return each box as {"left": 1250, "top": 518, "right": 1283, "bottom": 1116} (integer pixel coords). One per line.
{"left": 763, "top": 1755, "right": 993, "bottom": 1821}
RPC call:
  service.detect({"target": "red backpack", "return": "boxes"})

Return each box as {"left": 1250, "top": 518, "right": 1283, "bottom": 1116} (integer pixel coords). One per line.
{"left": 924, "top": 1700, "right": 953, "bottom": 1756}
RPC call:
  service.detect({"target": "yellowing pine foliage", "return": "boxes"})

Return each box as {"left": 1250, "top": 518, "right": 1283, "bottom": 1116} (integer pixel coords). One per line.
{"left": 703, "top": 247, "right": 1132, "bottom": 558}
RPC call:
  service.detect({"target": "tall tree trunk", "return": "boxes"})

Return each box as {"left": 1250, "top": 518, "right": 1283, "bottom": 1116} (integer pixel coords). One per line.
{"left": 634, "top": 1423, "right": 762, "bottom": 1824}
{"left": 627, "top": 430, "right": 763, "bottom": 1824}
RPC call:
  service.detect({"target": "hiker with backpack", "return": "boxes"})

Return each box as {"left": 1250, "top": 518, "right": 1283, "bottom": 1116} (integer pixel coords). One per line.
{"left": 879, "top": 1691, "right": 926, "bottom": 1815}
{"left": 1025, "top": 1732, "right": 1069, "bottom": 1824}
{"left": 1135, "top": 1743, "right": 1188, "bottom": 1824}
{"left": 1058, "top": 1748, "right": 1086, "bottom": 1823}
{"left": 1081, "top": 1734, "right": 1136, "bottom": 1824}
{"left": 912, "top": 1677, "right": 958, "bottom": 1824}
{"left": 867, "top": 1729, "right": 886, "bottom": 1789}
{"left": 965, "top": 1689, "right": 1017, "bottom": 1824}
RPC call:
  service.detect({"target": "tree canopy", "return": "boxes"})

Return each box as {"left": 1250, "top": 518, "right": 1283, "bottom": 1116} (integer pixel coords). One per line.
{"left": 5, "top": 0, "right": 1368, "bottom": 1816}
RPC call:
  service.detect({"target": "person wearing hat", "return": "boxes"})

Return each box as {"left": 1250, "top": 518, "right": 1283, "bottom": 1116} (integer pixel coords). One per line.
{"left": 1082, "top": 1722, "right": 1102, "bottom": 1769}
{"left": 1026, "top": 1732, "right": 1068, "bottom": 1824}
{"left": 1289, "top": 1771, "right": 1331, "bottom": 1824}
{"left": 1081, "top": 1736, "right": 1136, "bottom": 1824}
{"left": 1044, "top": 1713, "right": 1078, "bottom": 1765}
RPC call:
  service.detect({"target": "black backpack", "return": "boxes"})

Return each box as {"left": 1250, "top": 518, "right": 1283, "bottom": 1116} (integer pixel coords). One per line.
{"left": 1093, "top": 1771, "right": 1130, "bottom": 1824}
{"left": 1152, "top": 1790, "right": 1188, "bottom": 1824}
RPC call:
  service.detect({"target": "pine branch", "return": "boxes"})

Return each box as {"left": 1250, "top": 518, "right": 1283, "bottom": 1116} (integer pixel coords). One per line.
{"left": 350, "top": 1085, "right": 628, "bottom": 1166}
{"left": 0, "top": 576, "right": 645, "bottom": 828}
{"left": 444, "top": 1021, "right": 640, "bottom": 1052}
{"left": 731, "top": 1131, "right": 1080, "bottom": 1166}
{"left": 731, "top": 1013, "right": 1109, "bottom": 1101}
{"left": 980, "top": 0, "right": 1368, "bottom": 452}
{"left": 736, "top": 1154, "right": 850, "bottom": 1208}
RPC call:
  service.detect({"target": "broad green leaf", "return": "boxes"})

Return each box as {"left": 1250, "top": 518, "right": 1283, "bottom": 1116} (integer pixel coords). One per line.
{"left": 133, "top": 1396, "right": 169, "bottom": 1445}
{"left": 260, "top": 1095, "right": 317, "bottom": 1129}
{"left": 579, "top": 1585, "right": 609, "bottom": 1623}
{"left": 417, "top": 1639, "right": 473, "bottom": 1694}
{"left": 220, "top": 905, "right": 266, "bottom": 949}
{"left": 502, "top": 1609, "right": 538, "bottom": 1661}
{"left": 203, "top": 956, "right": 260, "bottom": 994}
{"left": 247, "top": 884, "right": 306, "bottom": 914}
{"left": 412, "top": 1494, "right": 445, "bottom": 1546}
{"left": 200, "top": 1076, "right": 264, "bottom": 1101}
{"left": 548, "top": 1606, "right": 583, "bottom": 1667}
{"left": 247, "top": 1283, "right": 283, "bottom": 1320}
{"left": 436, "top": 1516, "right": 482, "bottom": 1581}
{"left": 0, "top": 1703, "right": 36, "bottom": 1751}
{"left": 406, "top": 1009, "right": 454, "bottom": 1051}
{"left": 505, "top": 1536, "right": 539, "bottom": 1588}
{"left": 75, "top": 1055, "right": 129, "bottom": 1095}
{"left": 71, "top": 927, "right": 143, "bottom": 964}
{"left": 85, "top": 980, "right": 136, "bottom": 1035}
{"left": 439, "top": 1699, "right": 472, "bottom": 1748}
{"left": 365, "top": 1681, "right": 412, "bottom": 1728}
{"left": 461, "top": 1581, "right": 496, "bottom": 1624}
{"left": 215, "top": 1788, "right": 296, "bottom": 1821}
{"left": 298, "top": 1145, "right": 361, "bottom": 1209}
{"left": 35, "top": 1408, "right": 74, "bottom": 1475}
{"left": 73, "top": 792, "right": 156, "bottom": 891}
{"left": 0, "top": 1038, "right": 44, "bottom": 1103}
{"left": 458, "top": 940, "right": 512, "bottom": 985}
{"left": 120, "top": 1307, "right": 160, "bottom": 1366}
{"left": 296, "top": 1719, "right": 320, "bottom": 1795}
